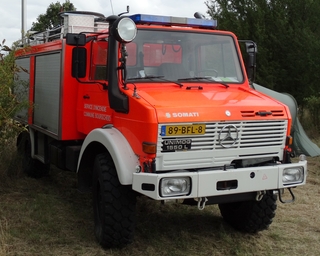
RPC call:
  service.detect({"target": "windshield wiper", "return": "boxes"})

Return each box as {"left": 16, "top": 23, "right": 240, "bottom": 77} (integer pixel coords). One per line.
{"left": 178, "top": 77, "right": 229, "bottom": 88}
{"left": 126, "top": 75, "right": 184, "bottom": 87}
{"left": 126, "top": 75, "right": 165, "bottom": 80}
{"left": 178, "top": 76, "right": 213, "bottom": 81}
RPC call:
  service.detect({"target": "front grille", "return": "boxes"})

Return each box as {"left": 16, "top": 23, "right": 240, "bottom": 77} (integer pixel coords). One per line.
{"left": 158, "top": 120, "right": 287, "bottom": 152}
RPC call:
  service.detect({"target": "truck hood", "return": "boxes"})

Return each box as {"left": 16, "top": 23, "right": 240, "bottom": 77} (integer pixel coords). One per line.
{"left": 136, "top": 84, "right": 290, "bottom": 123}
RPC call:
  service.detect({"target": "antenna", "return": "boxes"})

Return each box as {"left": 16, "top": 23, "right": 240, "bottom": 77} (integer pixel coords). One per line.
{"left": 21, "top": 0, "right": 27, "bottom": 44}
{"left": 110, "top": 0, "right": 114, "bottom": 15}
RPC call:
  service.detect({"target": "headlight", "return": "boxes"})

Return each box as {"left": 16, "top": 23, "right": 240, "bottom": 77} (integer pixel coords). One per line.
{"left": 283, "top": 167, "right": 304, "bottom": 184}
{"left": 160, "top": 177, "right": 191, "bottom": 197}
{"left": 112, "top": 17, "right": 137, "bottom": 43}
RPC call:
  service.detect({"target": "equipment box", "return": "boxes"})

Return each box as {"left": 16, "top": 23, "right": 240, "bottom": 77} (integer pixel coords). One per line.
{"left": 63, "top": 14, "right": 95, "bottom": 35}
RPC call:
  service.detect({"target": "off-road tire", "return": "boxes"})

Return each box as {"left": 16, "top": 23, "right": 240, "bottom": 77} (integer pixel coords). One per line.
{"left": 17, "top": 131, "right": 49, "bottom": 178}
{"left": 218, "top": 191, "right": 277, "bottom": 233}
{"left": 92, "top": 152, "right": 136, "bottom": 248}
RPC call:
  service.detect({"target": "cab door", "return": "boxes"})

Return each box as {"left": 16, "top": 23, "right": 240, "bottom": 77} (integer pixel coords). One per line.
{"left": 76, "top": 41, "right": 113, "bottom": 134}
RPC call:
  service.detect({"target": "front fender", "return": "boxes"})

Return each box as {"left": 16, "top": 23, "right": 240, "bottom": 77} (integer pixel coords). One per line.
{"left": 77, "top": 127, "right": 139, "bottom": 185}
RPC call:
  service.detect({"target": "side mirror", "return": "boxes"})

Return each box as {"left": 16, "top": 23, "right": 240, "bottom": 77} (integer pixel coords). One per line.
{"left": 238, "top": 40, "right": 257, "bottom": 83}
{"left": 66, "top": 33, "right": 86, "bottom": 46}
{"left": 245, "top": 41, "right": 257, "bottom": 54}
{"left": 72, "top": 47, "right": 87, "bottom": 78}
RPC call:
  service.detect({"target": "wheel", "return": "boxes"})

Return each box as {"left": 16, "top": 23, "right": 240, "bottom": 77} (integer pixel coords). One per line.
{"left": 92, "top": 152, "right": 136, "bottom": 248}
{"left": 17, "top": 131, "right": 49, "bottom": 178}
{"left": 218, "top": 191, "right": 277, "bottom": 233}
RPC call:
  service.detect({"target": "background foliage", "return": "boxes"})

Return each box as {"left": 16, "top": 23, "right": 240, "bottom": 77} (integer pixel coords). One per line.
{"left": 31, "top": 0, "right": 76, "bottom": 32}
{"left": 206, "top": 0, "right": 320, "bottom": 115}
{"left": 0, "top": 41, "right": 27, "bottom": 147}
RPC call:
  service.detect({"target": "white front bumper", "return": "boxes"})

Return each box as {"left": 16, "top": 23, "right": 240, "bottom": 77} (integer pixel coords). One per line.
{"left": 132, "top": 160, "right": 307, "bottom": 200}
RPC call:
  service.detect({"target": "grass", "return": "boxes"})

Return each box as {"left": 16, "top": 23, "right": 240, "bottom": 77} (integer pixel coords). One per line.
{"left": 0, "top": 145, "right": 319, "bottom": 255}
{"left": 0, "top": 218, "right": 9, "bottom": 255}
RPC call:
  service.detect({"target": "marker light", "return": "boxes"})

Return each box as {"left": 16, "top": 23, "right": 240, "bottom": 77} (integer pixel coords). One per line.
{"left": 130, "top": 14, "right": 217, "bottom": 29}
{"left": 299, "top": 154, "right": 306, "bottom": 161}
{"left": 112, "top": 17, "right": 137, "bottom": 43}
{"left": 286, "top": 135, "right": 293, "bottom": 146}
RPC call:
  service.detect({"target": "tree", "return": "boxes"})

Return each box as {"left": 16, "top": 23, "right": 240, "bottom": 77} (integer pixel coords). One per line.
{"left": 205, "top": 0, "right": 320, "bottom": 105}
{"left": 31, "top": 0, "right": 76, "bottom": 32}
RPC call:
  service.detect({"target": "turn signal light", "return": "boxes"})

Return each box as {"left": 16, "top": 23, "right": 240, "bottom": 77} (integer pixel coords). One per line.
{"left": 142, "top": 142, "right": 157, "bottom": 154}
{"left": 286, "top": 135, "right": 293, "bottom": 146}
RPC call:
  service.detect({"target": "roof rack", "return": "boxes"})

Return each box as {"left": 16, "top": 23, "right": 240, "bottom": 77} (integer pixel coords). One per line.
{"left": 21, "top": 11, "right": 109, "bottom": 46}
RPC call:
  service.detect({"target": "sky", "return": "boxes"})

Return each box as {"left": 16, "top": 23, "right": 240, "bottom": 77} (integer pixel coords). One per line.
{"left": 0, "top": 0, "right": 209, "bottom": 47}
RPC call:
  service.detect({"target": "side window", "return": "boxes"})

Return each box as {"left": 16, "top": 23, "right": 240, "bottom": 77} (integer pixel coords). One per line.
{"left": 90, "top": 41, "right": 108, "bottom": 80}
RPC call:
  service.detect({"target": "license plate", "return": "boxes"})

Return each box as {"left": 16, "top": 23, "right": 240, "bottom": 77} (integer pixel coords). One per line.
{"left": 161, "top": 124, "right": 206, "bottom": 136}
{"left": 162, "top": 139, "right": 192, "bottom": 151}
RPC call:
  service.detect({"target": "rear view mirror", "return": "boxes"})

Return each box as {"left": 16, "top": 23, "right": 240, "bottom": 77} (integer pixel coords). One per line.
{"left": 238, "top": 40, "right": 257, "bottom": 83}
{"left": 244, "top": 41, "right": 257, "bottom": 53}
{"left": 66, "top": 33, "right": 86, "bottom": 46}
{"left": 72, "top": 47, "right": 87, "bottom": 78}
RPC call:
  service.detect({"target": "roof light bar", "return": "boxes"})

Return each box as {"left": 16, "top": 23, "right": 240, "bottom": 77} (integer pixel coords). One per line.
{"left": 130, "top": 14, "right": 217, "bottom": 29}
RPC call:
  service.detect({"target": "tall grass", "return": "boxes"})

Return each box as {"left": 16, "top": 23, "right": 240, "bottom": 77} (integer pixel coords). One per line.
{"left": 0, "top": 138, "right": 22, "bottom": 190}
{"left": 0, "top": 141, "right": 13, "bottom": 187}
{"left": 0, "top": 220, "right": 8, "bottom": 255}
{"left": 0, "top": 218, "right": 9, "bottom": 255}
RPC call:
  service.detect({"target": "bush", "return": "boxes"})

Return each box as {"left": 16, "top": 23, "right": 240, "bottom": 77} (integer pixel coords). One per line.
{"left": 0, "top": 40, "right": 28, "bottom": 180}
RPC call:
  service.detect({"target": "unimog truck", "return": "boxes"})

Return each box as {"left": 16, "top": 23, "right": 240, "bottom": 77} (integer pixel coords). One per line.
{"left": 15, "top": 10, "right": 307, "bottom": 247}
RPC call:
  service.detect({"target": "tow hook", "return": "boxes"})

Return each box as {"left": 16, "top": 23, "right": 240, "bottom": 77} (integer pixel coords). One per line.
{"left": 197, "top": 197, "right": 208, "bottom": 210}
{"left": 255, "top": 190, "right": 266, "bottom": 201}
{"left": 278, "top": 188, "right": 296, "bottom": 204}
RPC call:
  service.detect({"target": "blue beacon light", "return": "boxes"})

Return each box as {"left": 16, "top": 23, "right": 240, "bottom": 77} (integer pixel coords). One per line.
{"left": 130, "top": 14, "right": 217, "bottom": 29}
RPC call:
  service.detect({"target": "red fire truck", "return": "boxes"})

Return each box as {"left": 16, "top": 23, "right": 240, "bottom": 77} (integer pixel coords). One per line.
{"left": 15, "top": 10, "right": 307, "bottom": 248}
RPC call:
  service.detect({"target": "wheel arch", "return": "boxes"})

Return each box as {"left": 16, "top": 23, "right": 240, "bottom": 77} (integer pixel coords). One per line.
{"left": 77, "top": 128, "right": 139, "bottom": 192}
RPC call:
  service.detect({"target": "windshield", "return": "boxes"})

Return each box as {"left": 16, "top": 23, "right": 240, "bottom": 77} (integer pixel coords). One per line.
{"left": 125, "top": 29, "right": 243, "bottom": 83}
